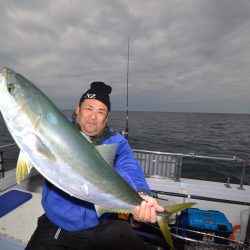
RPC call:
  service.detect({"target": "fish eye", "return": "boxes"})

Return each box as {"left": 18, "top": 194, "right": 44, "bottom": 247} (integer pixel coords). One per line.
{"left": 7, "top": 83, "right": 16, "bottom": 94}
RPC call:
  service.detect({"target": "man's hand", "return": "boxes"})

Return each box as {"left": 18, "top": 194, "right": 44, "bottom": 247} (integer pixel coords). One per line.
{"left": 132, "top": 194, "right": 164, "bottom": 223}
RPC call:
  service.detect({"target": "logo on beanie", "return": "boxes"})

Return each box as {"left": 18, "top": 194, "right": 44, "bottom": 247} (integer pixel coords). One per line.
{"left": 86, "top": 93, "right": 96, "bottom": 99}
{"left": 80, "top": 81, "right": 112, "bottom": 111}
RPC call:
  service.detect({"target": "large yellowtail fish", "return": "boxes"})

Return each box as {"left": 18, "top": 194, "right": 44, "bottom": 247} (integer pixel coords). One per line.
{"left": 0, "top": 67, "right": 194, "bottom": 248}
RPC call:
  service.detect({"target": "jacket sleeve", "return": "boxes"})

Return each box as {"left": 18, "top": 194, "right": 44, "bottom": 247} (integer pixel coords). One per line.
{"left": 103, "top": 133, "right": 152, "bottom": 196}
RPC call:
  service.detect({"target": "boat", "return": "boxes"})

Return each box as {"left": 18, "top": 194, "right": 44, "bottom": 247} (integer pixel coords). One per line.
{"left": 0, "top": 143, "right": 249, "bottom": 249}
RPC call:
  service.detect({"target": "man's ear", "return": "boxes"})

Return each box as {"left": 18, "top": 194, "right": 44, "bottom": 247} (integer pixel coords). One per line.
{"left": 75, "top": 105, "right": 80, "bottom": 115}
{"left": 105, "top": 112, "right": 109, "bottom": 122}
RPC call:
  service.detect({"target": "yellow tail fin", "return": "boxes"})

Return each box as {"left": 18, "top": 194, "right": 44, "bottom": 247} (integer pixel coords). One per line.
{"left": 157, "top": 202, "right": 195, "bottom": 249}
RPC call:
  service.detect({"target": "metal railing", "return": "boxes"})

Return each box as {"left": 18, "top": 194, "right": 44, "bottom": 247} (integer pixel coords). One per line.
{"left": 133, "top": 150, "right": 182, "bottom": 180}
{"left": 0, "top": 143, "right": 249, "bottom": 190}
{"left": 0, "top": 143, "right": 17, "bottom": 150}
{"left": 0, "top": 151, "right": 4, "bottom": 178}
{"left": 0, "top": 143, "right": 18, "bottom": 178}
{"left": 133, "top": 149, "right": 249, "bottom": 189}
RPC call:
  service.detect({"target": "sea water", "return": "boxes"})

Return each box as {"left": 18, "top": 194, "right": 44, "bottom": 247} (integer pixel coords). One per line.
{"left": 1, "top": 111, "right": 250, "bottom": 184}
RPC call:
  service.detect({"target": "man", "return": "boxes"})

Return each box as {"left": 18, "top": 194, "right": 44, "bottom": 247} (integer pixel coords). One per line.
{"left": 26, "top": 81, "right": 164, "bottom": 250}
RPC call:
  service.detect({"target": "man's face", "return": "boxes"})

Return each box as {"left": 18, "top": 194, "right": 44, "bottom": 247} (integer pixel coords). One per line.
{"left": 75, "top": 99, "right": 109, "bottom": 136}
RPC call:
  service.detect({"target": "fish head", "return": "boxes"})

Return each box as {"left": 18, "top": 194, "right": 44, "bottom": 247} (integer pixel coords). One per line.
{"left": 0, "top": 67, "right": 22, "bottom": 112}
{"left": 0, "top": 67, "right": 43, "bottom": 133}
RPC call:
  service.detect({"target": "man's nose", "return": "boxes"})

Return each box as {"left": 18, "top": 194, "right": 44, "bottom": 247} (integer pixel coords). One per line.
{"left": 90, "top": 111, "right": 97, "bottom": 119}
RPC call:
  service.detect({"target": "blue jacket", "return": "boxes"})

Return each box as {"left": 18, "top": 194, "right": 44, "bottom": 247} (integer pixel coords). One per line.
{"left": 42, "top": 128, "right": 151, "bottom": 231}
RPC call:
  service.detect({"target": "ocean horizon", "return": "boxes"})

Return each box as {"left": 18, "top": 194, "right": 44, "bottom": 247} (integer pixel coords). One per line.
{"left": 1, "top": 111, "right": 250, "bottom": 185}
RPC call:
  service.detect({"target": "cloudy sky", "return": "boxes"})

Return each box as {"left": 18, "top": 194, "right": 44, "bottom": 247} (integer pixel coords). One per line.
{"left": 0, "top": 0, "right": 250, "bottom": 113}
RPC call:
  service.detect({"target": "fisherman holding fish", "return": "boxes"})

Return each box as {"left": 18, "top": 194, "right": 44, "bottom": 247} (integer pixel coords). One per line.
{"left": 0, "top": 68, "right": 194, "bottom": 249}
{"left": 26, "top": 81, "right": 164, "bottom": 250}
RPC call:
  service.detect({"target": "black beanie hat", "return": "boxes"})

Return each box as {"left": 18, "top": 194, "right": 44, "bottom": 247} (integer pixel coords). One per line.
{"left": 79, "top": 81, "right": 112, "bottom": 111}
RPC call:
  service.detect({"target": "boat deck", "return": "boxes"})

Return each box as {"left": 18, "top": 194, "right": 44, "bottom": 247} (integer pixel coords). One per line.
{"left": 0, "top": 175, "right": 44, "bottom": 249}
{"left": 0, "top": 149, "right": 249, "bottom": 249}
{"left": 147, "top": 176, "right": 250, "bottom": 204}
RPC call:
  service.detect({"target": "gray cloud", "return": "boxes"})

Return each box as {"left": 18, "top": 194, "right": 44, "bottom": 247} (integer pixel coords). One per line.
{"left": 0, "top": 0, "right": 250, "bottom": 113}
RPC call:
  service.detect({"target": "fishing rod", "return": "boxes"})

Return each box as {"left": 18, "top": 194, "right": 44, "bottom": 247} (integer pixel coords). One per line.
{"left": 120, "top": 38, "right": 130, "bottom": 139}
{"left": 125, "top": 37, "right": 129, "bottom": 139}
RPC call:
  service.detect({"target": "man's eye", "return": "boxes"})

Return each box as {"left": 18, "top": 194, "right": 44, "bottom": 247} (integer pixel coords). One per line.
{"left": 7, "top": 83, "right": 16, "bottom": 94}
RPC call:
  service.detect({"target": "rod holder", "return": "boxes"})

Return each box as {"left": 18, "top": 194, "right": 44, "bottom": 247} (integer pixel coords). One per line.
{"left": 224, "top": 177, "right": 231, "bottom": 188}
{"left": 238, "top": 161, "right": 248, "bottom": 190}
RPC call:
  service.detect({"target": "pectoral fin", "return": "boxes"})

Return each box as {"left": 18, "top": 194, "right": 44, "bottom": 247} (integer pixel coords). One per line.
{"left": 16, "top": 134, "right": 57, "bottom": 183}
{"left": 16, "top": 151, "right": 33, "bottom": 184}
{"left": 33, "top": 134, "right": 57, "bottom": 163}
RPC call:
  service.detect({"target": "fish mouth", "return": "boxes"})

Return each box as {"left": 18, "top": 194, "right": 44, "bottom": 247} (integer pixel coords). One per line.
{"left": 0, "top": 67, "right": 14, "bottom": 87}
{"left": 0, "top": 67, "right": 11, "bottom": 77}
{"left": 0, "top": 68, "right": 7, "bottom": 83}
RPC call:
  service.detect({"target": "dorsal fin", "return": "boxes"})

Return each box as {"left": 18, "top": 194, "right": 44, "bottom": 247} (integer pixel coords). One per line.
{"left": 80, "top": 131, "right": 118, "bottom": 167}
{"left": 95, "top": 144, "right": 118, "bottom": 166}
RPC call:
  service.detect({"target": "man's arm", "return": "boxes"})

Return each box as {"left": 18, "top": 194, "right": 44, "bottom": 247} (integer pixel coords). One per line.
{"left": 113, "top": 137, "right": 152, "bottom": 194}
{"left": 108, "top": 134, "right": 164, "bottom": 223}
